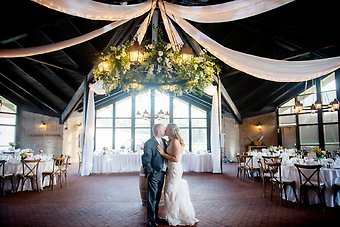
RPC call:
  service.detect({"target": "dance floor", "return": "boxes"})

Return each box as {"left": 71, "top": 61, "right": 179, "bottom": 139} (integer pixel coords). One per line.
{"left": 1, "top": 162, "right": 339, "bottom": 227}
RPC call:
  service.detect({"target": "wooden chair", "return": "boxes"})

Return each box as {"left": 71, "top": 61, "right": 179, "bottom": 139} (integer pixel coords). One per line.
{"left": 257, "top": 159, "right": 271, "bottom": 197}
{"left": 294, "top": 164, "right": 325, "bottom": 211}
{"left": 266, "top": 162, "right": 298, "bottom": 205}
{"left": 0, "top": 160, "right": 16, "bottom": 195}
{"left": 236, "top": 153, "right": 253, "bottom": 180}
{"left": 61, "top": 155, "right": 71, "bottom": 186}
{"left": 17, "top": 159, "right": 41, "bottom": 192}
{"left": 42, "top": 157, "right": 65, "bottom": 190}
{"left": 333, "top": 177, "right": 340, "bottom": 206}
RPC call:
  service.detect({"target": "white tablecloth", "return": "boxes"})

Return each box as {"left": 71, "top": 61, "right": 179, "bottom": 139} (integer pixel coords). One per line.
{"left": 92, "top": 153, "right": 213, "bottom": 173}
{"left": 4, "top": 159, "right": 54, "bottom": 191}
{"left": 281, "top": 164, "right": 340, "bottom": 207}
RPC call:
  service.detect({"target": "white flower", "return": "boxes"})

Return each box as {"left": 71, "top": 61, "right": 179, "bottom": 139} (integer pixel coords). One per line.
{"left": 157, "top": 57, "right": 162, "bottom": 63}
{"left": 158, "top": 51, "right": 163, "bottom": 56}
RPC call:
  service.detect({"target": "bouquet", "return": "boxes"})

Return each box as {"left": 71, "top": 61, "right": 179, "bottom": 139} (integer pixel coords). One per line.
{"left": 311, "top": 147, "right": 326, "bottom": 158}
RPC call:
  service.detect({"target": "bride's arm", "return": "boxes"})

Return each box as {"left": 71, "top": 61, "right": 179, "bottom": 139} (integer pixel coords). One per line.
{"left": 157, "top": 140, "right": 182, "bottom": 162}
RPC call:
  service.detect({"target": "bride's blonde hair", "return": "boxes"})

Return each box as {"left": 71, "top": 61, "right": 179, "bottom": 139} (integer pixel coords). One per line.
{"left": 167, "top": 123, "right": 185, "bottom": 147}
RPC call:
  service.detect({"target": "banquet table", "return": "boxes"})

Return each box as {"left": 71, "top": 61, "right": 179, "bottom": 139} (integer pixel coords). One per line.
{"left": 281, "top": 161, "right": 340, "bottom": 207}
{"left": 92, "top": 152, "right": 213, "bottom": 173}
{"left": 3, "top": 158, "right": 54, "bottom": 191}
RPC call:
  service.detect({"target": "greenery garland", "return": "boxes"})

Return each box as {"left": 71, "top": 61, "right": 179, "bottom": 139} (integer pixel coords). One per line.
{"left": 93, "top": 36, "right": 221, "bottom": 96}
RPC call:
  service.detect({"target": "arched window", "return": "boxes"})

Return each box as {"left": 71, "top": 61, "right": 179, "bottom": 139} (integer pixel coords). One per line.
{"left": 95, "top": 91, "right": 210, "bottom": 152}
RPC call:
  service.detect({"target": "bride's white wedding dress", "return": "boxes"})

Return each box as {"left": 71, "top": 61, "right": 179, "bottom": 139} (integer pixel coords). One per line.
{"left": 163, "top": 149, "right": 199, "bottom": 226}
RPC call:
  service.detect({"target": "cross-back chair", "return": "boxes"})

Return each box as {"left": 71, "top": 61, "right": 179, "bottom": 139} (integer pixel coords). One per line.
{"left": 294, "top": 163, "right": 325, "bottom": 211}
{"left": 236, "top": 153, "right": 253, "bottom": 180}
{"left": 17, "top": 158, "right": 41, "bottom": 192}
{"left": 61, "top": 155, "right": 71, "bottom": 186}
{"left": 42, "top": 157, "right": 65, "bottom": 190}
{"left": 266, "top": 161, "right": 298, "bottom": 205}
{"left": 0, "top": 160, "right": 15, "bottom": 195}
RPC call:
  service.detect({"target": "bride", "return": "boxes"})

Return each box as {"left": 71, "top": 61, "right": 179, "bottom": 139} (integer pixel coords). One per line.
{"left": 157, "top": 123, "right": 199, "bottom": 226}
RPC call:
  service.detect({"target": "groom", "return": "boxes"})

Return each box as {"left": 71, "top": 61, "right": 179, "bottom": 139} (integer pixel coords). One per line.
{"left": 142, "top": 124, "right": 168, "bottom": 227}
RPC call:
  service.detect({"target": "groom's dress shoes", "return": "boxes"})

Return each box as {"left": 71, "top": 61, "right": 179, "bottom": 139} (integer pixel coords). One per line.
{"left": 147, "top": 221, "right": 158, "bottom": 227}
{"left": 156, "top": 217, "right": 169, "bottom": 225}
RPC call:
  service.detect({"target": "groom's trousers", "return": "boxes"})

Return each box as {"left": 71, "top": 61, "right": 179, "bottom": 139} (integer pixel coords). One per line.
{"left": 146, "top": 171, "right": 165, "bottom": 226}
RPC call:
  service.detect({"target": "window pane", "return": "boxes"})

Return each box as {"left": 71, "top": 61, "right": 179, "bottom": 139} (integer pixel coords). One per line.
{"left": 154, "top": 118, "right": 170, "bottom": 125}
{"left": 0, "top": 113, "right": 16, "bottom": 125}
{"left": 0, "top": 96, "right": 16, "bottom": 114}
{"left": 135, "top": 118, "right": 150, "bottom": 127}
{"left": 115, "top": 128, "right": 131, "bottom": 150}
{"left": 95, "top": 128, "right": 113, "bottom": 150}
{"left": 298, "top": 113, "right": 318, "bottom": 124}
{"left": 321, "top": 73, "right": 335, "bottom": 92}
{"left": 173, "top": 98, "right": 189, "bottom": 117}
{"left": 116, "top": 97, "right": 131, "bottom": 117}
{"left": 96, "top": 105, "right": 112, "bottom": 117}
{"left": 0, "top": 126, "right": 15, "bottom": 148}
{"left": 135, "top": 128, "right": 151, "bottom": 151}
{"left": 299, "top": 125, "right": 319, "bottom": 145}
{"left": 174, "top": 118, "right": 189, "bottom": 127}
{"left": 191, "top": 106, "right": 206, "bottom": 118}
{"left": 192, "top": 129, "right": 207, "bottom": 152}
{"left": 191, "top": 119, "right": 207, "bottom": 127}
{"left": 115, "top": 119, "right": 131, "bottom": 127}
{"left": 278, "top": 106, "right": 295, "bottom": 115}
{"left": 324, "top": 124, "right": 339, "bottom": 143}
{"left": 279, "top": 115, "right": 296, "bottom": 126}
{"left": 96, "top": 118, "right": 113, "bottom": 127}
{"left": 154, "top": 91, "right": 169, "bottom": 116}
{"left": 322, "top": 111, "right": 338, "bottom": 123}
{"left": 135, "top": 91, "right": 150, "bottom": 117}
{"left": 179, "top": 128, "right": 189, "bottom": 152}
{"left": 321, "top": 90, "right": 336, "bottom": 105}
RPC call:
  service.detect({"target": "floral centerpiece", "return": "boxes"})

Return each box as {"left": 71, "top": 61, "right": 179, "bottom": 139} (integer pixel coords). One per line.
{"left": 8, "top": 142, "right": 16, "bottom": 150}
{"left": 20, "top": 149, "right": 33, "bottom": 160}
{"left": 311, "top": 147, "right": 326, "bottom": 158}
{"left": 93, "top": 33, "right": 220, "bottom": 96}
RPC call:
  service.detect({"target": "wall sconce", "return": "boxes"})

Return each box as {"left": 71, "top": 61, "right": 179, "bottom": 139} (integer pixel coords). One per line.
{"left": 76, "top": 122, "right": 82, "bottom": 130}
{"left": 39, "top": 121, "right": 47, "bottom": 130}
{"left": 256, "top": 122, "right": 262, "bottom": 131}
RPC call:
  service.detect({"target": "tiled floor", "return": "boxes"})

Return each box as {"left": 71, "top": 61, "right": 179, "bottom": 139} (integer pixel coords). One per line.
{"left": 1, "top": 162, "right": 339, "bottom": 227}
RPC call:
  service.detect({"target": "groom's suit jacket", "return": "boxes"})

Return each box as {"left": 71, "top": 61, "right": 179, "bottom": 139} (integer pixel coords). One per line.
{"left": 142, "top": 137, "right": 168, "bottom": 178}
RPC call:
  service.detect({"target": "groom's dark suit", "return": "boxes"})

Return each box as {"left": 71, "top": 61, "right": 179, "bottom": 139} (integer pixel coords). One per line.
{"left": 142, "top": 137, "right": 167, "bottom": 227}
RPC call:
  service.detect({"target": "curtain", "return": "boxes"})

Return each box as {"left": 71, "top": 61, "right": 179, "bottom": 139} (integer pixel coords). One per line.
{"left": 171, "top": 16, "right": 340, "bottom": 82}
{"left": 163, "top": 0, "right": 294, "bottom": 23}
{"left": 211, "top": 86, "right": 221, "bottom": 173}
{"left": 0, "top": 20, "right": 128, "bottom": 58}
{"left": 81, "top": 81, "right": 105, "bottom": 176}
{"left": 32, "top": 0, "right": 153, "bottom": 21}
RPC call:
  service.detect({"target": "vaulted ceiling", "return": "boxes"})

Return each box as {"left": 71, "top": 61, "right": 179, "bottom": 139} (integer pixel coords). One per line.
{"left": 0, "top": 0, "right": 339, "bottom": 123}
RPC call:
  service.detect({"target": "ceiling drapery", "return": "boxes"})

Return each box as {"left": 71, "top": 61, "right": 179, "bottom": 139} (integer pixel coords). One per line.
{"left": 0, "top": 0, "right": 339, "bottom": 82}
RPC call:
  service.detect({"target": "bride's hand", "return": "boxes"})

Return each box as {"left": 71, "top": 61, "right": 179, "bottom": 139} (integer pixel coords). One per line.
{"left": 157, "top": 145, "right": 165, "bottom": 155}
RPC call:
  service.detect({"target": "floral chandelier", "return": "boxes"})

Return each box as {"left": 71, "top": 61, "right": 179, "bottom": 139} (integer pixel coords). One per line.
{"left": 93, "top": 34, "right": 220, "bottom": 96}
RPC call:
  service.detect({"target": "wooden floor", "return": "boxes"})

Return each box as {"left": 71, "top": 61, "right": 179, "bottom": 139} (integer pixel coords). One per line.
{"left": 1, "top": 162, "right": 339, "bottom": 227}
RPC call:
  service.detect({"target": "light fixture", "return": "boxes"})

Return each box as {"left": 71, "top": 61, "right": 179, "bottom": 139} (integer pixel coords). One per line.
{"left": 294, "top": 100, "right": 304, "bottom": 113}
{"left": 180, "top": 43, "right": 194, "bottom": 61}
{"left": 256, "top": 122, "right": 262, "bottom": 131}
{"left": 127, "top": 40, "right": 143, "bottom": 63}
{"left": 137, "top": 109, "right": 169, "bottom": 120}
{"left": 314, "top": 100, "right": 322, "bottom": 110}
{"left": 310, "top": 104, "right": 317, "bottom": 114}
{"left": 330, "top": 98, "right": 340, "bottom": 111}
{"left": 39, "top": 121, "right": 47, "bottom": 130}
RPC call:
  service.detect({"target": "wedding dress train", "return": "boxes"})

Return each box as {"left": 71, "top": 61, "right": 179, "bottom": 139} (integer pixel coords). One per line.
{"left": 163, "top": 161, "right": 199, "bottom": 226}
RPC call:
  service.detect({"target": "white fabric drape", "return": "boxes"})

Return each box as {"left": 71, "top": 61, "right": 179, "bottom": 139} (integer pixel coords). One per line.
{"left": 159, "top": 1, "right": 183, "bottom": 50}
{"left": 81, "top": 81, "right": 105, "bottom": 176}
{"left": 171, "top": 16, "right": 340, "bottom": 82}
{"left": 32, "top": 0, "right": 153, "bottom": 21}
{"left": 134, "top": 1, "right": 157, "bottom": 44}
{"left": 211, "top": 87, "right": 221, "bottom": 173}
{"left": 0, "top": 20, "right": 128, "bottom": 58}
{"left": 163, "top": 0, "right": 294, "bottom": 23}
